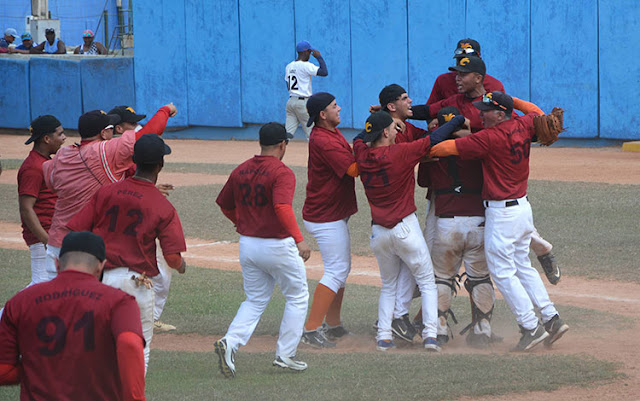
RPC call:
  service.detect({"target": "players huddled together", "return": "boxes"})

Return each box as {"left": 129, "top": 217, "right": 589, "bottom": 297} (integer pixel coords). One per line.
{"left": 0, "top": 38, "right": 568, "bottom": 399}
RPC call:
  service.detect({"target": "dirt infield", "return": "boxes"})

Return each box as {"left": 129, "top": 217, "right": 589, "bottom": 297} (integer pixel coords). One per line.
{"left": 1, "top": 134, "right": 639, "bottom": 400}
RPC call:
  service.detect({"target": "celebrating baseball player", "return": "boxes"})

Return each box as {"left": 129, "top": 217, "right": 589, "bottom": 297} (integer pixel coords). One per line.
{"left": 214, "top": 122, "right": 311, "bottom": 378}
{"left": 42, "top": 104, "right": 178, "bottom": 281}
{"left": 0, "top": 231, "right": 146, "bottom": 401}
{"left": 430, "top": 91, "right": 569, "bottom": 351}
{"left": 17, "top": 115, "right": 66, "bottom": 285}
{"left": 354, "top": 110, "right": 466, "bottom": 352}
{"left": 67, "top": 134, "right": 188, "bottom": 371}
{"left": 301, "top": 92, "right": 359, "bottom": 348}
{"left": 285, "top": 40, "right": 328, "bottom": 139}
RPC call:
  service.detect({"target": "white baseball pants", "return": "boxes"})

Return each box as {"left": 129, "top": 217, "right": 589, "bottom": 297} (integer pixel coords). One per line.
{"left": 224, "top": 236, "right": 309, "bottom": 359}
{"left": 484, "top": 196, "right": 558, "bottom": 330}
{"left": 28, "top": 243, "right": 51, "bottom": 285}
{"left": 371, "top": 213, "right": 438, "bottom": 341}
{"left": 285, "top": 97, "right": 313, "bottom": 139}
{"left": 152, "top": 243, "right": 172, "bottom": 321}
{"left": 102, "top": 267, "right": 155, "bottom": 374}
{"left": 303, "top": 218, "right": 351, "bottom": 293}
{"left": 44, "top": 245, "right": 61, "bottom": 282}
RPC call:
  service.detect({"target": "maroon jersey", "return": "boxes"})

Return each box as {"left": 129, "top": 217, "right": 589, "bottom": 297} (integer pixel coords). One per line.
{"left": 354, "top": 136, "right": 432, "bottom": 228}
{"left": 67, "top": 177, "right": 186, "bottom": 276}
{"left": 0, "top": 270, "right": 143, "bottom": 401}
{"left": 17, "top": 150, "right": 58, "bottom": 245}
{"left": 396, "top": 121, "right": 427, "bottom": 143}
{"left": 429, "top": 93, "right": 485, "bottom": 133}
{"left": 456, "top": 113, "right": 538, "bottom": 200}
{"left": 217, "top": 155, "right": 296, "bottom": 239}
{"left": 419, "top": 157, "right": 484, "bottom": 217}
{"left": 303, "top": 126, "right": 357, "bottom": 223}
{"left": 426, "top": 71, "right": 504, "bottom": 105}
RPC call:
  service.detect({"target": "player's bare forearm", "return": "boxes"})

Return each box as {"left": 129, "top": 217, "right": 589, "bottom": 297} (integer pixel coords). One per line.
{"left": 19, "top": 196, "right": 49, "bottom": 244}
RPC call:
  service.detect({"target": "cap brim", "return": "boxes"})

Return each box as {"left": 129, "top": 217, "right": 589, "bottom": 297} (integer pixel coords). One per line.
{"left": 306, "top": 115, "right": 315, "bottom": 127}
{"left": 25, "top": 135, "right": 39, "bottom": 145}
{"left": 286, "top": 132, "right": 294, "bottom": 139}
{"left": 448, "top": 65, "right": 469, "bottom": 73}
{"left": 130, "top": 114, "right": 146, "bottom": 123}
{"left": 472, "top": 100, "right": 495, "bottom": 111}
{"left": 163, "top": 143, "right": 172, "bottom": 155}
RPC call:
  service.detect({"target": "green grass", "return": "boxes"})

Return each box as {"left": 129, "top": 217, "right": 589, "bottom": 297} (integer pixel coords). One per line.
{"left": 0, "top": 159, "right": 23, "bottom": 170}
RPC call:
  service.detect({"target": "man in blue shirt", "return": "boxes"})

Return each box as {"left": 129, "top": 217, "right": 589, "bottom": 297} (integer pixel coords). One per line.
{"left": 0, "top": 28, "right": 19, "bottom": 53}
{"left": 12, "top": 33, "right": 36, "bottom": 54}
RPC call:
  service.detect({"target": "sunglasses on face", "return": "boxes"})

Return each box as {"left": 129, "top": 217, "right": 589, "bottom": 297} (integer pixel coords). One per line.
{"left": 455, "top": 48, "right": 476, "bottom": 55}
{"left": 482, "top": 94, "right": 507, "bottom": 111}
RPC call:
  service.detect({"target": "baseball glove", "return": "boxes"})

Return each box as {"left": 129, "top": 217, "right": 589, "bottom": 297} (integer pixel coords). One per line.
{"left": 533, "top": 107, "right": 564, "bottom": 146}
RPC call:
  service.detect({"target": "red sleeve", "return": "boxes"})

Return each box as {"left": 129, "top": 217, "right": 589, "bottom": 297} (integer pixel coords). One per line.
{"left": 216, "top": 176, "right": 236, "bottom": 211}
{"left": 136, "top": 106, "right": 171, "bottom": 140}
{"left": 66, "top": 191, "right": 99, "bottom": 232}
{"left": 274, "top": 204, "right": 303, "bottom": 243}
{"left": 111, "top": 295, "right": 144, "bottom": 345}
{"left": 116, "top": 332, "right": 146, "bottom": 401}
{"left": 426, "top": 74, "right": 446, "bottom": 105}
{"left": 271, "top": 167, "right": 296, "bottom": 206}
{"left": 17, "top": 166, "right": 43, "bottom": 198}
{"left": 156, "top": 206, "right": 187, "bottom": 255}
{"left": 317, "top": 136, "right": 355, "bottom": 178}
{"left": 0, "top": 363, "right": 19, "bottom": 385}
{"left": 428, "top": 96, "right": 454, "bottom": 118}
{"left": 0, "top": 300, "right": 19, "bottom": 367}
{"left": 163, "top": 253, "right": 183, "bottom": 270}
{"left": 455, "top": 130, "right": 492, "bottom": 160}
{"left": 395, "top": 136, "right": 432, "bottom": 166}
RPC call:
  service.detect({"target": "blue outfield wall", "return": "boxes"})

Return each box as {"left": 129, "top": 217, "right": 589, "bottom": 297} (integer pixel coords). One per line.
{"left": 2, "top": 0, "right": 640, "bottom": 140}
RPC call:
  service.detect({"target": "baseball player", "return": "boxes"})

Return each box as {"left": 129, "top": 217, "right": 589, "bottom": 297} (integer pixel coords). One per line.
{"left": 214, "top": 122, "right": 311, "bottom": 377}
{"left": 354, "top": 110, "right": 466, "bottom": 352}
{"left": 108, "top": 105, "right": 178, "bottom": 332}
{"left": 42, "top": 104, "right": 177, "bottom": 281}
{"left": 285, "top": 41, "right": 328, "bottom": 140}
{"left": 426, "top": 38, "right": 504, "bottom": 105}
{"left": 67, "top": 134, "right": 187, "bottom": 371}
{"left": 430, "top": 91, "right": 569, "bottom": 351}
{"left": 301, "top": 92, "right": 359, "bottom": 348}
{"left": 0, "top": 231, "right": 146, "bottom": 401}
{"left": 416, "top": 106, "right": 497, "bottom": 348}
{"left": 17, "top": 115, "right": 66, "bottom": 285}
{"left": 414, "top": 56, "right": 562, "bottom": 286}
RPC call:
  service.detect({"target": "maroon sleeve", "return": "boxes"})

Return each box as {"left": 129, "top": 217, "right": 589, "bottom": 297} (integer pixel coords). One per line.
{"left": 216, "top": 174, "right": 236, "bottom": 211}
{"left": 66, "top": 191, "right": 99, "bottom": 232}
{"left": 317, "top": 136, "right": 355, "bottom": 178}
{"left": 484, "top": 74, "right": 505, "bottom": 93}
{"left": 272, "top": 167, "right": 296, "bottom": 206}
{"left": 0, "top": 300, "right": 19, "bottom": 365}
{"left": 427, "top": 96, "right": 454, "bottom": 118}
{"left": 110, "top": 294, "right": 144, "bottom": 345}
{"left": 396, "top": 136, "right": 432, "bottom": 166}
{"left": 426, "top": 75, "right": 446, "bottom": 105}
{"left": 156, "top": 205, "right": 187, "bottom": 255}
{"left": 17, "top": 167, "right": 43, "bottom": 198}
{"left": 455, "top": 130, "right": 492, "bottom": 160}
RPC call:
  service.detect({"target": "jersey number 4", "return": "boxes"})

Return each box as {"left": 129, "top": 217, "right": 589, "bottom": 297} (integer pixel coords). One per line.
{"left": 36, "top": 311, "right": 95, "bottom": 356}
{"left": 286, "top": 75, "right": 299, "bottom": 91}
{"left": 105, "top": 205, "right": 143, "bottom": 236}
{"left": 240, "top": 183, "right": 269, "bottom": 207}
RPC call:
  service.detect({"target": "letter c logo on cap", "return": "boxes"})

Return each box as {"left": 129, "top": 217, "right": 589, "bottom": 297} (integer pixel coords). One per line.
{"left": 365, "top": 122, "right": 372, "bottom": 132}
{"left": 460, "top": 57, "right": 470, "bottom": 66}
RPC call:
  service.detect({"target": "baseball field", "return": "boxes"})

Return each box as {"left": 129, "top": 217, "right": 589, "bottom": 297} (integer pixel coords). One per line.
{"left": 1, "top": 134, "right": 639, "bottom": 400}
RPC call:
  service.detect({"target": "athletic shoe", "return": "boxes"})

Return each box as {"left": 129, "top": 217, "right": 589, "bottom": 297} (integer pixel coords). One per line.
{"left": 413, "top": 318, "right": 425, "bottom": 334}
{"left": 543, "top": 315, "right": 569, "bottom": 347}
{"left": 436, "top": 334, "right": 450, "bottom": 346}
{"left": 391, "top": 315, "right": 416, "bottom": 343}
{"left": 376, "top": 339, "right": 396, "bottom": 351}
{"left": 273, "top": 356, "right": 308, "bottom": 371}
{"left": 423, "top": 337, "right": 441, "bottom": 352}
{"left": 465, "top": 332, "right": 490, "bottom": 349}
{"left": 153, "top": 320, "right": 176, "bottom": 332}
{"left": 538, "top": 252, "right": 561, "bottom": 285}
{"left": 214, "top": 338, "right": 236, "bottom": 378}
{"left": 301, "top": 329, "right": 336, "bottom": 348}
{"left": 324, "top": 323, "right": 349, "bottom": 340}
{"left": 510, "top": 324, "right": 549, "bottom": 352}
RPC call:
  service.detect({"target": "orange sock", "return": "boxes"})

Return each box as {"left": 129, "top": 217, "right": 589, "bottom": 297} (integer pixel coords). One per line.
{"left": 325, "top": 287, "right": 345, "bottom": 326}
{"left": 304, "top": 284, "right": 336, "bottom": 331}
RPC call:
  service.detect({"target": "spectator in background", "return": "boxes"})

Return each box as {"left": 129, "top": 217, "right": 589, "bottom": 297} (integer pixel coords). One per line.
{"left": 74, "top": 30, "right": 107, "bottom": 55}
{"left": 31, "top": 28, "right": 66, "bottom": 54}
{"left": 10, "top": 33, "right": 37, "bottom": 54}
{"left": 0, "top": 28, "right": 19, "bottom": 53}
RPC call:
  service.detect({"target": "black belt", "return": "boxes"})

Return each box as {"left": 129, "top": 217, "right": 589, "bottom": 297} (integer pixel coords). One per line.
{"left": 291, "top": 96, "right": 307, "bottom": 100}
{"left": 438, "top": 215, "right": 454, "bottom": 218}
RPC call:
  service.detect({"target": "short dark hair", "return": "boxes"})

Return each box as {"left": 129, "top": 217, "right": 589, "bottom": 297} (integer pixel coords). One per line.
{"left": 59, "top": 251, "right": 100, "bottom": 270}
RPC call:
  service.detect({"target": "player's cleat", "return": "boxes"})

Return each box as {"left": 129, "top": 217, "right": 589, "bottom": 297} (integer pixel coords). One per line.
{"left": 436, "top": 334, "right": 450, "bottom": 346}
{"left": 273, "top": 356, "right": 308, "bottom": 371}
{"left": 153, "top": 320, "right": 176, "bottom": 332}
{"left": 465, "top": 332, "right": 490, "bottom": 349}
{"left": 324, "top": 323, "right": 349, "bottom": 340}
{"left": 301, "top": 329, "right": 336, "bottom": 348}
{"left": 538, "top": 252, "right": 561, "bottom": 285}
{"left": 391, "top": 315, "right": 417, "bottom": 343}
{"left": 423, "top": 337, "right": 442, "bottom": 352}
{"left": 214, "top": 338, "right": 236, "bottom": 378}
{"left": 413, "top": 318, "right": 425, "bottom": 334}
{"left": 543, "top": 315, "right": 569, "bottom": 347}
{"left": 510, "top": 324, "right": 549, "bottom": 352}
{"left": 376, "top": 339, "right": 396, "bottom": 351}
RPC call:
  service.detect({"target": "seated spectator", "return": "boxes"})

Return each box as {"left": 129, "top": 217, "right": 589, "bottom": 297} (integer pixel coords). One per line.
{"left": 0, "top": 28, "right": 19, "bottom": 53}
{"left": 74, "top": 30, "right": 107, "bottom": 55}
{"left": 31, "top": 28, "right": 66, "bottom": 54}
{"left": 10, "top": 33, "right": 36, "bottom": 54}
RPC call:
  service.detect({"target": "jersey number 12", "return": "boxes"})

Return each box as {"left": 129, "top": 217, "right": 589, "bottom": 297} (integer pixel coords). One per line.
{"left": 286, "top": 75, "right": 298, "bottom": 91}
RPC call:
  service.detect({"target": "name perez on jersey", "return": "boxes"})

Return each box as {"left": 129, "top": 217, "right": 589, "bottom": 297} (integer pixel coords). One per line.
{"left": 116, "top": 189, "right": 143, "bottom": 199}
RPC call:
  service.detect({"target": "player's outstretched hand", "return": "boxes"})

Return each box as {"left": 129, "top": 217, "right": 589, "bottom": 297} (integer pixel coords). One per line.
{"left": 165, "top": 103, "right": 178, "bottom": 117}
{"left": 311, "top": 49, "right": 321, "bottom": 58}
{"left": 157, "top": 183, "right": 174, "bottom": 197}
{"left": 297, "top": 240, "right": 311, "bottom": 262}
{"left": 178, "top": 258, "right": 187, "bottom": 274}
{"left": 369, "top": 104, "right": 382, "bottom": 113}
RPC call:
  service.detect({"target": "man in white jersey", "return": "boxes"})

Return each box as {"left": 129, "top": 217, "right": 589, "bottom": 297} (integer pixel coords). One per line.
{"left": 284, "top": 41, "right": 328, "bottom": 140}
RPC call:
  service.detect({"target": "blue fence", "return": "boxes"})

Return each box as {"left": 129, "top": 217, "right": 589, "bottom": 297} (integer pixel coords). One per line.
{"left": 2, "top": 0, "right": 639, "bottom": 139}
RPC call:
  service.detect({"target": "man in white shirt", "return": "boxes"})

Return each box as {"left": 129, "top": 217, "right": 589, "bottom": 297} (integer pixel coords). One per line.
{"left": 284, "top": 41, "right": 328, "bottom": 140}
